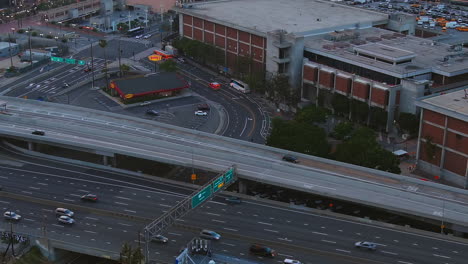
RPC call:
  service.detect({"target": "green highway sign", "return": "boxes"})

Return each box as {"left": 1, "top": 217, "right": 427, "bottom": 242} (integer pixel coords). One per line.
{"left": 191, "top": 185, "right": 212, "bottom": 209}
{"left": 224, "top": 168, "right": 234, "bottom": 183}
{"left": 78, "top": 60, "right": 86, "bottom": 65}
{"left": 212, "top": 175, "right": 225, "bottom": 193}
{"left": 51, "top": 56, "right": 64, "bottom": 62}
{"left": 65, "top": 58, "right": 76, "bottom": 64}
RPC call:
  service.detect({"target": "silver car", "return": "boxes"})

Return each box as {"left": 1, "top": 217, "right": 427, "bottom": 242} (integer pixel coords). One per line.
{"left": 151, "top": 235, "right": 168, "bottom": 243}
{"left": 4, "top": 211, "right": 21, "bottom": 221}
{"left": 355, "top": 241, "right": 377, "bottom": 250}
{"left": 58, "top": 215, "right": 75, "bottom": 225}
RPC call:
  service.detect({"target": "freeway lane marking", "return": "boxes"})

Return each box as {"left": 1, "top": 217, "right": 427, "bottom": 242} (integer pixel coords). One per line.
{"left": 381, "top": 250, "right": 398, "bottom": 255}
{"left": 115, "top": 196, "right": 131, "bottom": 200}
{"left": 278, "top": 253, "right": 293, "bottom": 258}
{"left": 257, "top": 221, "right": 272, "bottom": 226}
{"left": 115, "top": 202, "right": 128, "bottom": 206}
{"left": 397, "top": 261, "right": 413, "bottom": 264}
{"left": 85, "top": 217, "right": 99, "bottom": 220}
{"left": 321, "top": 240, "right": 336, "bottom": 244}
{"left": 42, "top": 209, "right": 53, "bottom": 212}
{"left": 29, "top": 186, "right": 40, "bottom": 190}
{"left": 168, "top": 232, "right": 182, "bottom": 236}
{"left": 124, "top": 209, "right": 136, "bottom": 213}
{"left": 312, "top": 231, "right": 328, "bottom": 236}
{"left": 52, "top": 224, "right": 64, "bottom": 228}
{"left": 24, "top": 218, "right": 35, "bottom": 222}
{"left": 69, "top": 194, "right": 82, "bottom": 197}
{"left": 21, "top": 191, "right": 32, "bottom": 194}
{"left": 221, "top": 242, "right": 236, "bottom": 247}
{"left": 0, "top": 176, "right": 8, "bottom": 179}
{"left": 159, "top": 204, "right": 172, "bottom": 207}
{"left": 223, "top": 228, "right": 238, "bottom": 232}
{"left": 0, "top": 201, "right": 10, "bottom": 204}
{"left": 206, "top": 212, "right": 221, "bottom": 217}
{"left": 278, "top": 238, "right": 292, "bottom": 242}
{"left": 264, "top": 229, "right": 279, "bottom": 233}
{"left": 212, "top": 219, "right": 225, "bottom": 223}
{"left": 37, "top": 182, "right": 48, "bottom": 186}
{"left": 64, "top": 198, "right": 75, "bottom": 202}
{"left": 433, "top": 254, "right": 450, "bottom": 259}
{"left": 118, "top": 223, "right": 132, "bottom": 227}
{"left": 85, "top": 230, "right": 97, "bottom": 234}
{"left": 335, "top": 249, "right": 351, "bottom": 253}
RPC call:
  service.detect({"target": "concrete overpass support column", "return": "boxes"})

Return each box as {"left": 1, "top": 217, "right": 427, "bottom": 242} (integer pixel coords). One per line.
{"left": 238, "top": 180, "right": 248, "bottom": 194}
{"left": 34, "top": 238, "right": 56, "bottom": 261}
{"left": 103, "top": 156, "right": 108, "bottom": 166}
{"left": 28, "top": 141, "right": 34, "bottom": 151}
{"left": 112, "top": 156, "right": 117, "bottom": 167}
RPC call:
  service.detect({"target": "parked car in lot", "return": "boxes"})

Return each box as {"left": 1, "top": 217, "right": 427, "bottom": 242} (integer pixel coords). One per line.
{"left": 32, "top": 130, "right": 45, "bottom": 136}
{"left": 55, "top": 208, "right": 74, "bottom": 217}
{"left": 58, "top": 215, "right": 75, "bottom": 225}
{"left": 81, "top": 194, "right": 98, "bottom": 202}
{"left": 146, "top": 110, "right": 160, "bottom": 116}
{"left": 355, "top": 241, "right": 377, "bottom": 250}
{"left": 151, "top": 235, "right": 168, "bottom": 243}
{"left": 4, "top": 211, "right": 21, "bottom": 221}
{"left": 195, "top": 110, "right": 208, "bottom": 116}
{"left": 249, "top": 244, "right": 276, "bottom": 257}
{"left": 282, "top": 155, "right": 298, "bottom": 163}
{"left": 199, "top": 230, "right": 221, "bottom": 240}
{"left": 225, "top": 196, "right": 242, "bottom": 204}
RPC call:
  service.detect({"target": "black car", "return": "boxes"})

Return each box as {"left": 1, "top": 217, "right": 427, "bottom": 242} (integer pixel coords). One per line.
{"left": 146, "top": 110, "right": 160, "bottom": 116}
{"left": 197, "top": 104, "right": 210, "bottom": 111}
{"left": 282, "top": 155, "right": 298, "bottom": 163}
{"left": 249, "top": 244, "right": 276, "bottom": 257}
{"left": 32, "top": 130, "right": 45, "bottom": 136}
{"left": 81, "top": 194, "right": 98, "bottom": 202}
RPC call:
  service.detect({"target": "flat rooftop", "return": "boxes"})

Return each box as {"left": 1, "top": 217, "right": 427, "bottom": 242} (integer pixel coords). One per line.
{"left": 304, "top": 27, "right": 468, "bottom": 77}
{"left": 175, "top": 0, "right": 388, "bottom": 35}
{"left": 113, "top": 72, "right": 188, "bottom": 95}
{"left": 416, "top": 87, "right": 468, "bottom": 122}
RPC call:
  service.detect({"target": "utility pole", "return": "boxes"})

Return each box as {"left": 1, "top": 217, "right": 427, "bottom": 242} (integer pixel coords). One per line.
{"left": 27, "top": 28, "right": 32, "bottom": 68}
{"left": 7, "top": 33, "right": 13, "bottom": 69}
{"left": 90, "top": 40, "right": 95, "bottom": 89}
{"left": 118, "top": 37, "right": 122, "bottom": 77}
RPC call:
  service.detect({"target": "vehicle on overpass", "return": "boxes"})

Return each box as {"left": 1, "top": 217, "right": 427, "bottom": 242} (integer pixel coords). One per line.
{"left": 355, "top": 241, "right": 377, "bottom": 250}
{"left": 284, "top": 259, "right": 302, "bottom": 264}
{"left": 32, "top": 130, "right": 45, "bottom": 136}
{"left": 282, "top": 155, "right": 299, "bottom": 163}
{"left": 195, "top": 110, "right": 208, "bottom": 116}
{"left": 146, "top": 110, "right": 160, "bottom": 116}
{"left": 81, "top": 193, "right": 98, "bottom": 202}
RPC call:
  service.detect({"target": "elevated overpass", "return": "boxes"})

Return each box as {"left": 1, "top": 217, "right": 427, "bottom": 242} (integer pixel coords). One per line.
{"left": 1, "top": 97, "right": 468, "bottom": 232}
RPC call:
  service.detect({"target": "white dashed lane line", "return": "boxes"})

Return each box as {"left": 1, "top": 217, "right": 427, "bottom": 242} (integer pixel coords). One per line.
{"left": 433, "top": 254, "right": 450, "bottom": 259}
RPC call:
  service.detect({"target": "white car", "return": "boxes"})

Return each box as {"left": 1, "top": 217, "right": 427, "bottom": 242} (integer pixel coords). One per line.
{"left": 194, "top": 111, "right": 208, "bottom": 116}
{"left": 284, "top": 259, "right": 302, "bottom": 264}
{"left": 143, "top": 34, "right": 152, "bottom": 39}
{"left": 4, "top": 211, "right": 21, "bottom": 221}
{"left": 355, "top": 241, "right": 377, "bottom": 250}
{"left": 140, "top": 101, "right": 151, "bottom": 106}
{"left": 58, "top": 215, "right": 75, "bottom": 225}
{"left": 135, "top": 35, "right": 143, "bottom": 39}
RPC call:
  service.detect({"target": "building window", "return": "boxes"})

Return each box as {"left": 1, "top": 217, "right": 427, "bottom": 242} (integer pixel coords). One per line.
{"left": 278, "top": 63, "right": 289, "bottom": 74}
{"left": 279, "top": 48, "right": 289, "bottom": 59}
{"left": 456, "top": 134, "right": 462, "bottom": 140}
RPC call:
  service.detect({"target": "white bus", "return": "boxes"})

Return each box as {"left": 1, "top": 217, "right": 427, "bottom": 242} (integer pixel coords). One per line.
{"left": 230, "top": 79, "right": 250, "bottom": 93}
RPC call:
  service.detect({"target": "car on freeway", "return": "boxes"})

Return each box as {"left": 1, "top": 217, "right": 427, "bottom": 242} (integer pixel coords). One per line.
{"left": 81, "top": 194, "right": 98, "bottom": 202}
{"left": 194, "top": 110, "right": 208, "bottom": 116}
{"left": 151, "top": 235, "right": 169, "bottom": 243}
{"left": 55, "top": 208, "right": 74, "bottom": 217}
{"left": 140, "top": 101, "right": 152, "bottom": 106}
{"left": 282, "top": 155, "right": 298, "bottom": 163}
{"left": 4, "top": 211, "right": 21, "bottom": 221}
{"left": 209, "top": 82, "right": 221, "bottom": 90}
{"left": 197, "top": 104, "right": 210, "bottom": 111}
{"left": 143, "top": 34, "right": 152, "bottom": 39}
{"left": 284, "top": 259, "right": 302, "bottom": 264}
{"left": 225, "top": 196, "right": 242, "bottom": 204}
{"left": 355, "top": 241, "right": 377, "bottom": 250}
{"left": 32, "top": 130, "right": 45, "bottom": 136}
{"left": 84, "top": 67, "right": 91, "bottom": 73}
{"left": 135, "top": 34, "right": 143, "bottom": 39}
{"left": 58, "top": 215, "right": 75, "bottom": 225}
{"left": 249, "top": 244, "right": 276, "bottom": 257}
{"left": 199, "top": 230, "right": 221, "bottom": 240}
{"left": 177, "top": 58, "right": 186, "bottom": 63}
{"left": 62, "top": 83, "right": 69, "bottom": 88}
{"left": 146, "top": 110, "right": 160, "bottom": 116}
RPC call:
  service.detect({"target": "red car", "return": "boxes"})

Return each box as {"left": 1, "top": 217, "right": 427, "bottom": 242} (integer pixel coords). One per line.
{"left": 209, "top": 82, "right": 221, "bottom": 90}
{"left": 84, "top": 68, "right": 91, "bottom": 73}
{"left": 81, "top": 194, "right": 98, "bottom": 202}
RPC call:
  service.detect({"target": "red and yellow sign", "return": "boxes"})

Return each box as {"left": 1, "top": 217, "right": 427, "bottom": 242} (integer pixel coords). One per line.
{"left": 109, "top": 82, "right": 116, "bottom": 89}
{"left": 148, "top": 54, "right": 162, "bottom": 62}
{"left": 124, "top": 94, "right": 134, "bottom": 99}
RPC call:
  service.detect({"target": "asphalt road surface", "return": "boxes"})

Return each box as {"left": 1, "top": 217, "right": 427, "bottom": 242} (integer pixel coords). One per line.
{"left": 0, "top": 147, "right": 467, "bottom": 264}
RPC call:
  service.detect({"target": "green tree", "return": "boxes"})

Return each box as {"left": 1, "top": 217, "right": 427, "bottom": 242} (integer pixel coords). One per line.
{"left": 159, "top": 59, "right": 178, "bottom": 72}
{"left": 266, "top": 118, "right": 330, "bottom": 158}
{"left": 331, "top": 122, "right": 354, "bottom": 140}
{"left": 99, "top": 39, "right": 109, "bottom": 89}
{"left": 120, "top": 242, "right": 132, "bottom": 264}
{"left": 351, "top": 99, "right": 369, "bottom": 123}
{"left": 369, "top": 107, "right": 387, "bottom": 129}
{"left": 295, "top": 105, "right": 328, "bottom": 124}
{"left": 398, "top": 112, "right": 419, "bottom": 137}
{"left": 131, "top": 246, "right": 144, "bottom": 264}
{"left": 424, "top": 136, "right": 437, "bottom": 163}
{"left": 334, "top": 127, "right": 401, "bottom": 173}
{"left": 331, "top": 94, "right": 350, "bottom": 117}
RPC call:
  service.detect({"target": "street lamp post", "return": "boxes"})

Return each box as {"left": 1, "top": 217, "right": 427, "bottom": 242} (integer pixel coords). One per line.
{"left": 7, "top": 33, "right": 13, "bottom": 69}
{"left": 89, "top": 40, "right": 95, "bottom": 89}
{"left": 118, "top": 37, "right": 122, "bottom": 77}
{"left": 58, "top": 21, "right": 62, "bottom": 37}
{"left": 26, "top": 28, "right": 32, "bottom": 68}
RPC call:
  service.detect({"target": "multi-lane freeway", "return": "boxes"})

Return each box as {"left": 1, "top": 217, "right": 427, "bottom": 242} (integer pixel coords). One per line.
{"left": 0, "top": 97, "right": 467, "bottom": 230}
{"left": 1, "top": 147, "right": 467, "bottom": 264}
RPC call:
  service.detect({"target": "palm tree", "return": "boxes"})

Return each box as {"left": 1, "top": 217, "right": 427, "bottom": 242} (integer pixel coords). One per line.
{"left": 98, "top": 39, "right": 109, "bottom": 90}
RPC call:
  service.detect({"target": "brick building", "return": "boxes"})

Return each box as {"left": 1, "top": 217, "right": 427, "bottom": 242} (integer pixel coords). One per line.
{"left": 174, "top": 0, "right": 389, "bottom": 88}
{"left": 415, "top": 88, "right": 468, "bottom": 187}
